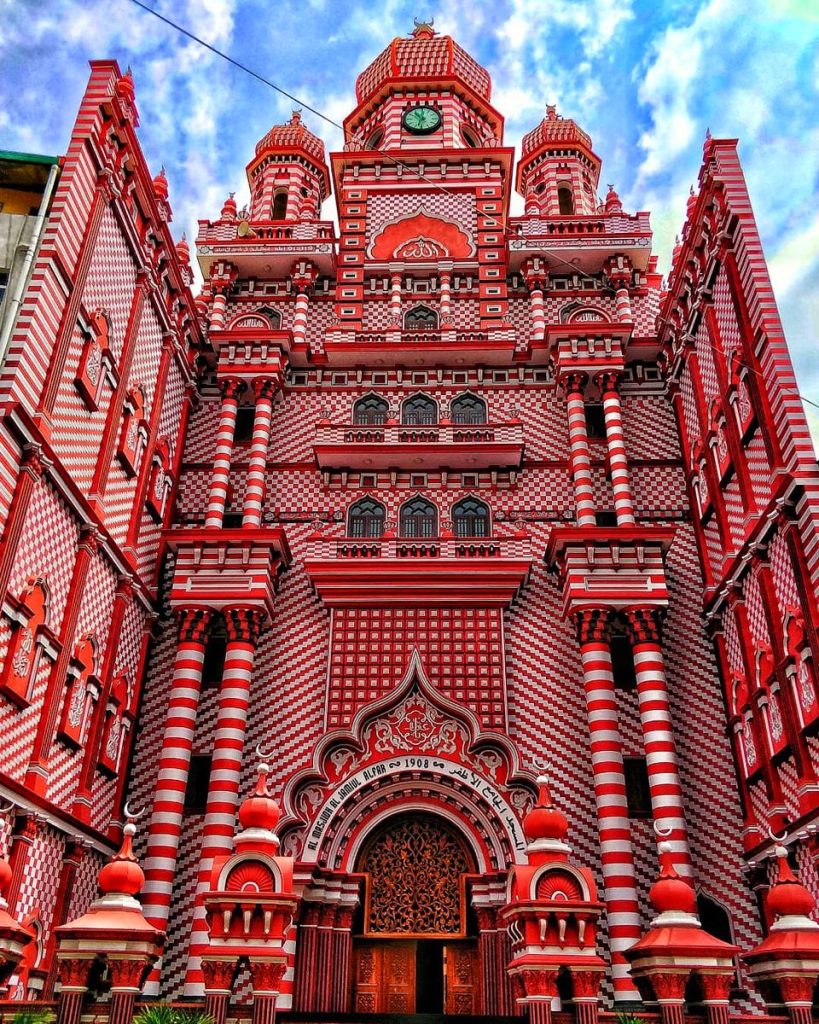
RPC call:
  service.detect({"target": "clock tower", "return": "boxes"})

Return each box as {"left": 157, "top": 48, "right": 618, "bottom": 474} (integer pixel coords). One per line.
{"left": 330, "top": 19, "right": 514, "bottom": 335}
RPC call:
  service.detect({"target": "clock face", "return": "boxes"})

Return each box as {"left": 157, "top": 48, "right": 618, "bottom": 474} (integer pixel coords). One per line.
{"left": 403, "top": 106, "right": 442, "bottom": 135}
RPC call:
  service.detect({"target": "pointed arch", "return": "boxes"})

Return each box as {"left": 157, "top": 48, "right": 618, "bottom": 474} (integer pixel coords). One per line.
{"left": 399, "top": 495, "right": 437, "bottom": 538}
{"left": 353, "top": 393, "right": 389, "bottom": 425}
{"left": 452, "top": 496, "right": 490, "bottom": 538}
{"left": 404, "top": 304, "right": 438, "bottom": 330}
{"left": 348, "top": 497, "right": 386, "bottom": 539}
{"left": 450, "top": 392, "right": 487, "bottom": 425}
{"left": 401, "top": 392, "right": 437, "bottom": 425}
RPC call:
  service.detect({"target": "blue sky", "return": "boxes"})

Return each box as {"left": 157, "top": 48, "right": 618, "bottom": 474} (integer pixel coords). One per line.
{"left": 1, "top": 0, "right": 818, "bottom": 441}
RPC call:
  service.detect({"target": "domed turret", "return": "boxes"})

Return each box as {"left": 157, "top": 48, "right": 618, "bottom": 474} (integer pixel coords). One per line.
{"left": 247, "top": 111, "right": 330, "bottom": 223}
{"left": 220, "top": 192, "right": 238, "bottom": 221}
{"left": 523, "top": 773, "right": 569, "bottom": 848}
{"left": 235, "top": 762, "right": 281, "bottom": 853}
{"left": 152, "top": 167, "right": 169, "bottom": 203}
{"left": 766, "top": 843, "right": 819, "bottom": 926}
{"left": 517, "top": 105, "right": 601, "bottom": 217}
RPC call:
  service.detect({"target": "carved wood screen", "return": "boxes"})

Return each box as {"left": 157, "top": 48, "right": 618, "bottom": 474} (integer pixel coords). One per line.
{"left": 359, "top": 813, "right": 474, "bottom": 936}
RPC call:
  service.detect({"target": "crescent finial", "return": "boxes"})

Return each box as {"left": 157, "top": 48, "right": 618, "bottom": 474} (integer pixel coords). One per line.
{"left": 654, "top": 822, "right": 674, "bottom": 839}
{"left": 256, "top": 744, "right": 276, "bottom": 762}
{"left": 768, "top": 825, "right": 788, "bottom": 844}
{"left": 123, "top": 801, "right": 145, "bottom": 821}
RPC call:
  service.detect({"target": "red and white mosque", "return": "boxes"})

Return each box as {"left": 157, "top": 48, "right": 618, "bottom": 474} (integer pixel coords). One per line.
{"left": 1, "top": 19, "right": 819, "bottom": 1024}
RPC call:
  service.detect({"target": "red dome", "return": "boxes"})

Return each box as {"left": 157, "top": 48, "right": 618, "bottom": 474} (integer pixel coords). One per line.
{"left": 238, "top": 764, "right": 281, "bottom": 833}
{"left": 521, "top": 105, "right": 595, "bottom": 159}
{"left": 98, "top": 823, "right": 144, "bottom": 897}
{"left": 355, "top": 22, "right": 491, "bottom": 106}
{"left": 523, "top": 777, "right": 569, "bottom": 844}
{"left": 152, "top": 168, "right": 169, "bottom": 202}
{"left": 650, "top": 842, "right": 696, "bottom": 915}
{"left": 221, "top": 193, "right": 238, "bottom": 220}
{"left": 767, "top": 852, "right": 816, "bottom": 920}
{"left": 115, "top": 68, "right": 135, "bottom": 106}
{"left": 176, "top": 234, "right": 191, "bottom": 266}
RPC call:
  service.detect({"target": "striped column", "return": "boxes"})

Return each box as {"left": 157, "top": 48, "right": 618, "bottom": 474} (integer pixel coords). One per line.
{"left": 243, "top": 378, "right": 278, "bottom": 527}
{"left": 205, "top": 377, "right": 242, "bottom": 528}
{"left": 292, "top": 288, "right": 309, "bottom": 346}
{"left": 625, "top": 607, "right": 693, "bottom": 876}
{"left": 251, "top": 960, "right": 287, "bottom": 1024}
{"left": 597, "top": 371, "right": 635, "bottom": 525}
{"left": 184, "top": 607, "right": 265, "bottom": 994}
{"left": 528, "top": 279, "right": 546, "bottom": 347}
{"left": 439, "top": 263, "right": 453, "bottom": 324}
{"left": 141, "top": 607, "right": 212, "bottom": 995}
{"left": 389, "top": 267, "right": 403, "bottom": 326}
{"left": 576, "top": 608, "right": 641, "bottom": 1001}
{"left": 564, "top": 373, "right": 596, "bottom": 526}
{"left": 210, "top": 288, "right": 229, "bottom": 330}
{"left": 614, "top": 288, "right": 633, "bottom": 323}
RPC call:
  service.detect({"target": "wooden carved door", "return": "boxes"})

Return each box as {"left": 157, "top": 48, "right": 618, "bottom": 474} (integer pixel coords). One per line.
{"left": 352, "top": 941, "right": 416, "bottom": 1014}
{"left": 444, "top": 941, "right": 480, "bottom": 1014}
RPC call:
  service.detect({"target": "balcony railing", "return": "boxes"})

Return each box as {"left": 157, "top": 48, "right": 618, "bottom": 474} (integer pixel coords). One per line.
{"left": 306, "top": 534, "right": 532, "bottom": 561}
{"left": 313, "top": 420, "right": 524, "bottom": 471}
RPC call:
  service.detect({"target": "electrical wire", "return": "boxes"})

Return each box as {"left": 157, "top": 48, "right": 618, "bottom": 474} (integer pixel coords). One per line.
{"left": 126, "top": 0, "right": 819, "bottom": 421}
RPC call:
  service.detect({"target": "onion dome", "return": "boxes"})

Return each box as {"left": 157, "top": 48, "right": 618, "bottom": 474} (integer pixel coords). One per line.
{"left": 254, "top": 110, "right": 326, "bottom": 165}
{"left": 521, "top": 105, "right": 595, "bottom": 161}
{"left": 236, "top": 762, "right": 280, "bottom": 851}
{"left": 355, "top": 20, "right": 491, "bottom": 105}
{"left": 605, "top": 184, "right": 623, "bottom": 214}
{"left": 115, "top": 67, "right": 135, "bottom": 107}
{"left": 523, "top": 772, "right": 569, "bottom": 853}
{"left": 649, "top": 838, "right": 697, "bottom": 921}
{"left": 98, "top": 819, "right": 145, "bottom": 898}
{"left": 221, "top": 192, "right": 238, "bottom": 221}
{"left": 767, "top": 844, "right": 818, "bottom": 926}
{"left": 152, "top": 167, "right": 169, "bottom": 203}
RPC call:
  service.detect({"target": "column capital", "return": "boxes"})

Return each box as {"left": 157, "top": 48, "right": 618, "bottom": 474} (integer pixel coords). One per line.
{"left": 699, "top": 973, "right": 733, "bottom": 1003}
{"left": 21, "top": 442, "right": 51, "bottom": 479}
{"left": 575, "top": 608, "right": 610, "bottom": 645}
{"left": 225, "top": 606, "right": 265, "bottom": 645}
{"left": 593, "top": 369, "right": 623, "bottom": 393}
{"left": 625, "top": 606, "right": 665, "bottom": 645}
{"left": 175, "top": 607, "right": 212, "bottom": 644}
{"left": 250, "top": 958, "right": 287, "bottom": 995}
{"left": 107, "top": 956, "right": 152, "bottom": 992}
{"left": 563, "top": 371, "right": 589, "bottom": 396}
{"left": 201, "top": 958, "right": 237, "bottom": 993}
{"left": 218, "top": 376, "right": 245, "bottom": 401}
{"left": 520, "top": 256, "right": 549, "bottom": 291}
{"left": 253, "top": 376, "right": 281, "bottom": 402}
{"left": 290, "top": 258, "right": 320, "bottom": 293}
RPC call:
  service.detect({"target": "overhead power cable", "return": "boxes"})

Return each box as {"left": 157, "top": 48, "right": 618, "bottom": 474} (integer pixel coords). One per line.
{"left": 126, "top": 0, "right": 819, "bottom": 422}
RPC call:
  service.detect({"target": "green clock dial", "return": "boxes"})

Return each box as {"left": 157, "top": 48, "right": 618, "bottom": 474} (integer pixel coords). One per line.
{"left": 402, "top": 105, "right": 442, "bottom": 135}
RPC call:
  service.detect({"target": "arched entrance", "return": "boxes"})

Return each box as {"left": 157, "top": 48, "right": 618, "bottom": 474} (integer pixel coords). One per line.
{"left": 352, "top": 812, "right": 481, "bottom": 1014}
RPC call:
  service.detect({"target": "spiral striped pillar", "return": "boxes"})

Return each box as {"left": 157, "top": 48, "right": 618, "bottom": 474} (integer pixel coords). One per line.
{"left": 205, "top": 377, "right": 242, "bottom": 528}
{"left": 563, "top": 373, "right": 596, "bottom": 526}
{"left": 626, "top": 607, "right": 693, "bottom": 877}
{"left": 184, "top": 607, "right": 265, "bottom": 995}
{"left": 243, "top": 378, "right": 277, "bottom": 527}
{"left": 210, "top": 289, "right": 228, "bottom": 330}
{"left": 292, "top": 288, "right": 309, "bottom": 346}
{"left": 389, "top": 268, "right": 403, "bottom": 325}
{"left": 597, "top": 371, "right": 635, "bottom": 525}
{"left": 576, "top": 608, "right": 642, "bottom": 1001}
{"left": 141, "top": 608, "right": 212, "bottom": 995}
{"left": 614, "top": 287, "right": 633, "bottom": 323}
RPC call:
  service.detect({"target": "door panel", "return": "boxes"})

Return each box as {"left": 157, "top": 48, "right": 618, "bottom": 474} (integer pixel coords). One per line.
{"left": 353, "top": 941, "right": 416, "bottom": 1014}
{"left": 444, "top": 941, "right": 480, "bottom": 1015}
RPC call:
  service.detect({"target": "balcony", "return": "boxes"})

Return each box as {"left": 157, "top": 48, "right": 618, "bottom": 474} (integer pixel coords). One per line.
{"left": 313, "top": 420, "right": 524, "bottom": 472}
{"left": 507, "top": 211, "right": 653, "bottom": 275}
{"left": 196, "top": 218, "right": 336, "bottom": 278}
{"left": 164, "top": 526, "right": 292, "bottom": 618}
{"left": 304, "top": 531, "right": 532, "bottom": 607}
{"left": 545, "top": 523, "right": 676, "bottom": 618}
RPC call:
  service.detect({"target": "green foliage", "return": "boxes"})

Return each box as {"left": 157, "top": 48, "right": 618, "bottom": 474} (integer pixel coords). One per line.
{"left": 10, "top": 1010, "right": 55, "bottom": 1024}
{"left": 132, "top": 1007, "right": 214, "bottom": 1024}
{"left": 614, "top": 1013, "right": 646, "bottom": 1024}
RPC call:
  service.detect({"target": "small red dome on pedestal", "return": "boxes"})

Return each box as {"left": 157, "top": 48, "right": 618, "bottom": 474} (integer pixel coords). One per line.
{"left": 98, "top": 821, "right": 145, "bottom": 898}
{"left": 152, "top": 167, "right": 169, "bottom": 202}
{"left": 649, "top": 839, "right": 696, "bottom": 916}
{"left": 221, "top": 193, "right": 238, "bottom": 221}
{"left": 238, "top": 763, "right": 281, "bottom": 834}
{"left": 767, "top": 846, "right": 816, "bottom": 920}
{"left": 523, "top": 774, "right": 569, "bottom": 845}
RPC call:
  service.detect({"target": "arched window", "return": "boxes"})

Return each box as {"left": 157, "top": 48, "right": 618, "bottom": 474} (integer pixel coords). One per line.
{"left": 349, "top": 497, "right": 386, "bottom": 539}
{"left": 365, "top": 127, "right": 383, "bottom": 150}
{"left": 402, "top": 394, "right": 437, "bottom": 426}
{"left": 460, "top": 125, "right": 480, "bottom": 148}
{"left": 400, "top": 497, "right": 437, "bottom": 539}
{"left": 451, "top": 393, "right": 487, "bottom": 425}
{"left": 256, "top": 305, "right": 282, "bottom": 329}
{"left": 557, "top": 184, "right": 575, "bottom": 216}
{"left": 353, "top": 395, "right": 389, "bottom": 425}
{"left": 404, "top": 305, "right": 438, "bottom": 330}
{"left": 452, "top": 497, "right": 489, "bottom": 538}
{"left": 697, "top": 891, "right": 735, "bottom": 947}
{"left": 272, "top": 191, "right": 288, "bottom": 220}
